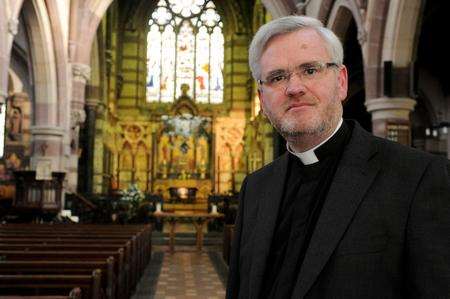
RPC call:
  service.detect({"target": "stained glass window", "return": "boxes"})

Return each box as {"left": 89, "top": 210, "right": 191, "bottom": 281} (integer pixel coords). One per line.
{"left": 146, "top": 0, "right": 224, "bottom": 104}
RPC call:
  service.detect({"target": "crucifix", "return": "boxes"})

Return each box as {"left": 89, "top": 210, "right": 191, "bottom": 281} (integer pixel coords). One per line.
{"left": 40, "top": 142, "right": 49, "bottom": 156}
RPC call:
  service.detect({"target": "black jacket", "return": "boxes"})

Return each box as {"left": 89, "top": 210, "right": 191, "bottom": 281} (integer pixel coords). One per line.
{"left": 226, "top": 122, "right": 450, "bottom": 299}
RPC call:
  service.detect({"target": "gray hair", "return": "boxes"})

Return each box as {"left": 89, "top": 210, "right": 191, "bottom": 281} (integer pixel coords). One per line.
{"left": 249, "top": 15, "right": 344, "bottom": 81}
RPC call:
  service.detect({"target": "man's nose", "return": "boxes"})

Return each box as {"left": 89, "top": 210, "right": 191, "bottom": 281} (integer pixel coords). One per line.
{"left": 284, "top": 72, "right": 307, "bottom": 97}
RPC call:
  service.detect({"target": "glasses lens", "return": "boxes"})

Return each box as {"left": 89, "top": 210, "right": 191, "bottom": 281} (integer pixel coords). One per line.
{"left": 261, "top": 62, "right": 336, "bottom": 88}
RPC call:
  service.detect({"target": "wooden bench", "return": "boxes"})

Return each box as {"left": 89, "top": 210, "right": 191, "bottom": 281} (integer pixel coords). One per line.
{"left": 0, "top": 287, "right": 81, "bottom": 299}
{"left": 0, "top": 239, "right": 138, "bottom": 291}
{"left": 0, "top": 229, "right": 151, "bottom": 284}
{"left": 0, "top": 271, "right": 100, "bottom": 299}
{"left": 0, "top": 250, "right": 123, "bottom": 299}
{"left": 0, "top": 260, "right": 114, "bottom": 299}
{"left": 0, "top": 224, "right": 152, "bottom": 298}
{"left": 0, "top": 223, "right": 152, "bottom": 268}
{"left": 0, "top": 243, "right": 131, "bottom": 297}
{"left": 0, "top": 238, "right": 137, "bottom": 292}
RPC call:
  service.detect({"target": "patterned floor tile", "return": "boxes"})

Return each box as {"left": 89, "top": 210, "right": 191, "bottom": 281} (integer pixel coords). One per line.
{"left": 131, "top": 245, "right": 228, "bottom": 299}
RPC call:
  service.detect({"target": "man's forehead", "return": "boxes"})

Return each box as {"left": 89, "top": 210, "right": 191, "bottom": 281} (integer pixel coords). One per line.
{"left": 263, "top": 28, "right": 324, "bottom": 51}
{"left": 260, "top": 29, "right": 330, "bottom": 73}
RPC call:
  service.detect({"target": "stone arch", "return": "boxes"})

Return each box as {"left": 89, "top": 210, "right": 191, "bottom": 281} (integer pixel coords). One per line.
{"left": 18, "top": 0, "right": 67, "bottom": 172}
{"left": 0, "top": 0, "right": 26, "bottom": 101}
{"left": 327, "top": 1, "right": 367, "bottom": 48}
{"left": 0, "top": 3, "right": 8, "bottom": 100}
{"left": 70, "top": 0, "right": 114, "bottom": 64}
{"left": 260, "top": 0, "right": 296, "bottom": 19}
{"left": 219, "top": 0, "right": 250, "bottom": 35}
{"left": 382, "top": 0, "right": 422, "bottom": 67}
{"left": 89, "top": 37, "right": 101, "bottom": 90}
{"left": 410, "top": 0, "right": 450, "bottom": 156}
{"left": 21, "top": 0, "right": 58, "bottom": 127}
{"left": 308, "top": 0, "right": 334, "bottom": 22}
{"left": 362, "top": 0, "right": 390, "bottom": 99}
{"left": 44, "top": 0, "right": 70, "bottom": 128}
{"left": 327, "top": 3, "right": 371, "bottom": 131}
{"left": 380, "top": 0, "right": 424, "bottom": 148}
{"left": 7, "top": 69, "right": 24, "bottom": 94}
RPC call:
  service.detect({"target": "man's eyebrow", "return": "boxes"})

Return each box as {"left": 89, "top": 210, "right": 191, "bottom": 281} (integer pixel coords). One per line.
{"left": 297, "top": 61, "right": 319, "bottom": 68}
{"left": 265, "top": 61, "right": 321, "bottom": 77}
{"left": 266, "top": 69, "right": 287, "bottom": 77}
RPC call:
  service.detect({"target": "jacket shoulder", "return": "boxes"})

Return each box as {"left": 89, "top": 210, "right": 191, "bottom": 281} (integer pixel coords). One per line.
{"left": 246, "top": 153, "right": 288, "bottom": 181}
{"left": 371, "top": 133, "right": 443, "bottom": 164}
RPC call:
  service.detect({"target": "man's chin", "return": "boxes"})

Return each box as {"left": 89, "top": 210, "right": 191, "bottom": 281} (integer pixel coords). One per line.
{"left": 278, "top": 123, "right": 324, "bottom": 139}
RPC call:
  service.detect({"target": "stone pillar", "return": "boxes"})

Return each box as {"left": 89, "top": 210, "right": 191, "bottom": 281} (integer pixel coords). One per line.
{"left": 67, "top": 63, "right": 91, "bottom": 191}
{"left": 365, "top": 97, "right": 416, "bottom": 146}
{"left": 1, "top": 18, "right": 18, "bottom": 158}
{"left": 81, "top": 99, "right": 98, "bottom": 195}
{"left": 447, "top": 131, "right": 450, "bottom": 160}
{"left": 0, "top": 89, "right": 6, "bottom": 105}
{"left": 0, "top": 90, "right": 6, "bottom": 110}
{"left": 30, "top": 126, "right": 65, "bottom": 171}
{"left": 0, "top": 90, "right": 6, "bottom": 158}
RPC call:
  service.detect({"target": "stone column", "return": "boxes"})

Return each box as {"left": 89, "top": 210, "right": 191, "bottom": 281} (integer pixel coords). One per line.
{"left": 365, "top": 97, "right": 416, "bottom": 145}
{"left": 82, "top": 99, "right": 98, "bottom": 195}
{"left": 447, "top": 130, "right": 450, "bottom": 160}
{"left": 0, "top": 90, "right": 6, "bottom": 158}
{"left": 67, "top": 63, "right": 91, "bottom": 191}
{"left": 30, "top": 126, "right": 65, "bottom": 171}
{"left": 0, "top": 17, "right": 18, "bottom": 156}
{"left": 0, "top": 90, "right": 6, "bottom": 109}
{"left": 0, "top": 89, "right": 6, "bottom": 105}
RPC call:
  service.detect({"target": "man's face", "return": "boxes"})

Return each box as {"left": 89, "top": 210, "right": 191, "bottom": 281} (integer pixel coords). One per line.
{"left": 258, "top": 28, "right": 348, "bottom": 146}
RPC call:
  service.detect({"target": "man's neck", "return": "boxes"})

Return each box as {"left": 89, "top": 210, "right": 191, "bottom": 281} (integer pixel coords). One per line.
{"left": 288, "top": 118, "right": 343, "bottom": 153}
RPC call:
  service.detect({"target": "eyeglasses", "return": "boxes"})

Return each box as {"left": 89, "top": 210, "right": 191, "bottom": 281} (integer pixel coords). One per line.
{"left": 258, "top": 61, "right": 340, "bottom": 89}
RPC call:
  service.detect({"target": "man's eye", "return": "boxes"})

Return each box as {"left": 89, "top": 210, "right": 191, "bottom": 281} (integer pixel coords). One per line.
{"left": 269, "top": 74, "right": 287, "bottom": 83}
{"left": 303, "top": 67, "right": 319, "bottom": 76}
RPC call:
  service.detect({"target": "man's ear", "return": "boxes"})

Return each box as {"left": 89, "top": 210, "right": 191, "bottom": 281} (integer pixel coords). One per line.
{"left": 257, "top": 88, "right": 265, "bottom": 114}
{"left": 337, "top": 65, "right": 348, "bottom": 103}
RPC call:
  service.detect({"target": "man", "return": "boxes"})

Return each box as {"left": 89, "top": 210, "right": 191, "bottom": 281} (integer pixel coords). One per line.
{"left": 226, "top": 15, "right": 450, "bottom": 299}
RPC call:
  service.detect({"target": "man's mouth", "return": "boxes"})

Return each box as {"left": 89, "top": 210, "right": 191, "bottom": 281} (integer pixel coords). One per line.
{"left": 286, "top": 102, "right": 315, "bottom": 112}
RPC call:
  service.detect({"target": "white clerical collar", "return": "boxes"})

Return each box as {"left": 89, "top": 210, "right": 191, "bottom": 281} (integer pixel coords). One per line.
{"left": 286, "top": 118, "right": 343, "bottom": 165}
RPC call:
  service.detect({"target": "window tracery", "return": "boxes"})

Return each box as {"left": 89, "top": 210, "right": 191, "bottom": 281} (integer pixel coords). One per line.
{"left": 146, "top": 0, "right": 224, "bottom": 104}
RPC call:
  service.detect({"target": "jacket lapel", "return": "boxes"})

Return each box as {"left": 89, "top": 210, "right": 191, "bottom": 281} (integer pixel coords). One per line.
{"left": 249, "top": 152, "right": 289, "bottom": 299}
{"left": 291, "top": 125, "right": 381, "bottom": 299}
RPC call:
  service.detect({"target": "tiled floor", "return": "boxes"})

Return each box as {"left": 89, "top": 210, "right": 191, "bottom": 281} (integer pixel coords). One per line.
{"left": 132, "top": 245, "right": 227, "bottom": 299}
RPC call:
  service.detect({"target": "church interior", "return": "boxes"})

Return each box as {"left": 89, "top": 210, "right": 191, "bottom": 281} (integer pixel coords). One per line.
{"left": 0, "top": 0, "right": 449, "bottom": 297}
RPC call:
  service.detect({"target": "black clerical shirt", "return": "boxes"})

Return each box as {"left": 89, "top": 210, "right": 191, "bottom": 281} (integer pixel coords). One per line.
{"left": 261, "top": 121, "right": 352, "bottom": 299}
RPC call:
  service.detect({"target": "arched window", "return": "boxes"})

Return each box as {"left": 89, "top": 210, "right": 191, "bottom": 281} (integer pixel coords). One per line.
{"left": 147, "top": 0, "right": 224, "bottom": 104}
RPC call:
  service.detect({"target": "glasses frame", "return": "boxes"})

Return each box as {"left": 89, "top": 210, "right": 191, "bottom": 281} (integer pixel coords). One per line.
{"left": 257, "top": 61, "right": 340, "bottom": 88}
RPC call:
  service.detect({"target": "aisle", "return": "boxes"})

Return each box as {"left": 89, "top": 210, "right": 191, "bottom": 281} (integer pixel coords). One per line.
{"left": 132, "top": 246, "right": 228, "bottom": 299}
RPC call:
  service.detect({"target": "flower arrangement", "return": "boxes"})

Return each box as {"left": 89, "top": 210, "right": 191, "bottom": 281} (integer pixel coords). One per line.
{"left": 117, "top": 184, "right": 145, "bottom": 222}
{"left": 121, "top": 183, "right": 144, "bottom": 204}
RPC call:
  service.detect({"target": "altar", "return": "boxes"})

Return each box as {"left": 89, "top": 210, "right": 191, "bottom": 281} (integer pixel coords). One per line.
{"left": 154, "top": 179, "right": 211, "bottom": 211}
{"left": 153, "top": 211, "right": 224, "bottom": 252}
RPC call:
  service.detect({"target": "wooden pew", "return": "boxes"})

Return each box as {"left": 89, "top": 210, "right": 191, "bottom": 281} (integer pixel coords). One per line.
{"left": 0, "top": 260, "right": 114, "bottom": 299}
{"left": 0, "top": 287, "right": 82, "bottom": 299}
{"left": 0, "top": 223, "right": 152, "bottom": 264}
{"left": 0, "top": 224, "right": 152, "bottom": 298}
{"left": 0, "top": 243, "right": 130, "bottom": 296}
{"left": 0, "top": 223, "right": 152, "bottom": 272}
{"left": 0, "top": 230, "right": 151, "bottom": 290}
{"left": 0, "top": 239, "right": 136, "bottom": 291}
{"left": 0, "top": 271, "right": 100, "bottom": 299}
{"left": 0, "top": 251, "right": 123, "bottom": 299}
{"left": 0, "top": 229, "right": 148, "bottom": 276}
